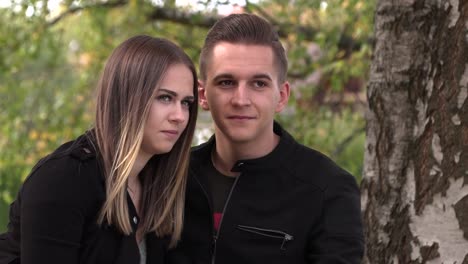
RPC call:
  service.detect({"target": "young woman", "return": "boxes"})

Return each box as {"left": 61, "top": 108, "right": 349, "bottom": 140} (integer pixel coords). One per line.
{"left": 0, "top": 35, "right": 198, "bottom": 264}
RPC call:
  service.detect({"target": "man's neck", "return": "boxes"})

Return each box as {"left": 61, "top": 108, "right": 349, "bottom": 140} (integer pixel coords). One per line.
{"left": 212, "top": 130, "right": 280, "bottom": 176}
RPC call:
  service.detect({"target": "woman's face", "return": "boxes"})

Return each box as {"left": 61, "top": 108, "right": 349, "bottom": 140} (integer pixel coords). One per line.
{"left": 140, "top": 63, "right": 194, "bottom": 158}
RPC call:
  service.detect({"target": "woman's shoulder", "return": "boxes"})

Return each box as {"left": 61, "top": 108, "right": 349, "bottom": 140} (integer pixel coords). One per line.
{"left": 21, "top": 133, "right": 104, "bottom": 207}
{"left": 33, "top": 132, "right": 98, "bottom": 169}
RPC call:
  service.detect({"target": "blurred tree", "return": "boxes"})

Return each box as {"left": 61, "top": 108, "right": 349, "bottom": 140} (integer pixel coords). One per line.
{"left": 361, "top": 0, "right": 468, "bottom": 262}
{"left": 0, "top": 0, "right": 375, "bottom": 231}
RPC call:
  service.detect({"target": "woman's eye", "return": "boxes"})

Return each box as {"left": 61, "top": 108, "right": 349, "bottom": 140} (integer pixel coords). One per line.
{"left": 157, "top": 95, "right": 172, "bottom": 102}
{"left": 181, "top": 100, "right": 193, "bottom": 108}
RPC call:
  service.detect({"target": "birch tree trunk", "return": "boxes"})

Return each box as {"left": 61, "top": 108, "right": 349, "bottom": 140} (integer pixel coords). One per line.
{"left": 361, "top": 0, "right": 468, "bottom": 263}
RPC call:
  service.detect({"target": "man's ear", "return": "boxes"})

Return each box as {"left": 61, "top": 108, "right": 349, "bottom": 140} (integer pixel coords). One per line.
{"left": 198, "top": 80, "right": 210, "bottom": 110}
{"left": 275, "top": 81, "right": 290, "bottom": 113}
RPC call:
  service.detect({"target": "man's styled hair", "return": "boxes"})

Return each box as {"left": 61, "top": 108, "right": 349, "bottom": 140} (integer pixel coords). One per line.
{"left": 199, "top": 13, "right": 288, "bottom": 83}
{"left": 94, "top": 35, "right": 198, "bottom": 247}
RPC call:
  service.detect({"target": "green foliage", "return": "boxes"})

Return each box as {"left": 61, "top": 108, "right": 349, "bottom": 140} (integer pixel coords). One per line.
{"left": 263, "top": 0, "right": 374, "bottom": 180}
{"left": 277, "top": 108, "right": 365, "bottom": 181}
{"left": 0, "top": 0, "right": 375, "bottom": 232}
{"left": 0, "top": 3, "right": 94, "bottom": 231}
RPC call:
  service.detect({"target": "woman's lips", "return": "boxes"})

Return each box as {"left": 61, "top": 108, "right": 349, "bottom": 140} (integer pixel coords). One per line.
{"left": 161, "top": 130, "right": 179, "bottom": 139}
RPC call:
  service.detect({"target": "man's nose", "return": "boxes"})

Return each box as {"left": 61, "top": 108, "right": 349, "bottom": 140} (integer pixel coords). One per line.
{"left": 231, "top": 84, "right": 251, "bottom": 106}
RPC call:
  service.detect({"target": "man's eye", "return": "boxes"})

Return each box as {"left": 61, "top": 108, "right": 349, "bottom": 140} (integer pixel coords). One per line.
{"left": 157, "top": 95, "right": 172, "bottom": 102}
{"left": 254, "top": 81, "right": 266, "bottom": 88}
{"left": 219, "top": 80, "right": 234, "bottom": 86}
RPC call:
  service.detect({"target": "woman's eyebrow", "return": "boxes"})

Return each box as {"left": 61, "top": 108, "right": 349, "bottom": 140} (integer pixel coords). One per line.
{"left": 159, "top": 88, "right": 194, "bottom": 100}
{"left": 158, "top": 88, "right": 177, "bottom": 96}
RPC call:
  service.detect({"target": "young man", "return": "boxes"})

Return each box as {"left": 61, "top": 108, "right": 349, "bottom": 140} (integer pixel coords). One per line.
{"left": 171, "top": 13, "right": 364, "bottom": 264}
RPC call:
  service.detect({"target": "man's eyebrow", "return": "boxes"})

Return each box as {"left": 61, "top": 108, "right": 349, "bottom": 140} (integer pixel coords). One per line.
{"left": 212, "top": 73, "right": 273, "bottom": 82}
{"left": 212, "top": 74, "right": 234, "bottom": 82}
{"left": 252, "top": 74, "right": 273, "bottom": 81}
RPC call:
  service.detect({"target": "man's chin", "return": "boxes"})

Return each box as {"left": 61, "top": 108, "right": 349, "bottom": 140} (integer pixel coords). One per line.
{"left": 226, "top": 133, "right": 255, "bottom": 144}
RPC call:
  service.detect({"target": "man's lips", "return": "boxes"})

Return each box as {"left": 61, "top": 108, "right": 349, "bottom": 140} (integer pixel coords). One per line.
{"left": 228, "top": 115, "right": 255, "bottom": 120}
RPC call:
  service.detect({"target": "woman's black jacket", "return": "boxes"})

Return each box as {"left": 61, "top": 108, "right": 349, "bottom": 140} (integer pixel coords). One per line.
{"left": 0, "top": 134, "right": 168, "bottom": 264}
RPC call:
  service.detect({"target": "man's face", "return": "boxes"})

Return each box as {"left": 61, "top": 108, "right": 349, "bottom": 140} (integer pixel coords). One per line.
{"left": 199, "top": 42, "right": 289, "bottom": 145}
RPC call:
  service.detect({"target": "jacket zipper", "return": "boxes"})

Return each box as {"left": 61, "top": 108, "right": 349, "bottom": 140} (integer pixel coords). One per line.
{"left": 211, "top": 172, "right": 242, "bottom": 264}
{"left": 192, "top": 175, "right": 216, "bottom": 260}
{"left": 237, "top": 225, "right": 294, "bottom": 250}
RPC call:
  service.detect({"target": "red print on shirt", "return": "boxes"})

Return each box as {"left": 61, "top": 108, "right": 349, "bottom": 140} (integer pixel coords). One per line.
{"left": 213, "top": 213, "right": 222, "bottom": 231}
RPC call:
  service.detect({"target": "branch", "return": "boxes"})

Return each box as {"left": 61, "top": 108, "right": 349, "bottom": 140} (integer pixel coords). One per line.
{"left": 331, "top": 125, "right": 365, "bottom": 158}
{"left": 147, "top": 7, "right": 221, "bottom": 28}
{"left": 47, "top": 0, "right": 128, "bottom": 26}
{"left": 245, "top": 2, "right": 366, "bottom": 52}
{"left": 48, "top": 2, "right": 368, "bottom": 52}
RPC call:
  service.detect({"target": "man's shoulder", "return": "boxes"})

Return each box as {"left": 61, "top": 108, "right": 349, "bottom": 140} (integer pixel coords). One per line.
{"left": 276, "top": 124, "right": 346, "bottom": 174}
{"left": 190, "top": 137, "right": 214, "bottom": 158}
{"left": 190, "top": 143, "right": 209, "bottom": 158}
{"left": 191, "top": 141, "right": 210, "bottom": 153}
{"left": 288, "top": 140, "right": 356, "bottom": 189}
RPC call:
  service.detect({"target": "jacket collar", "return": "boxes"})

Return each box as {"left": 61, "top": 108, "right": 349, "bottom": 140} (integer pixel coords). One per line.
{"left": 190, "top": 121, "right": 297, "bottom": 173}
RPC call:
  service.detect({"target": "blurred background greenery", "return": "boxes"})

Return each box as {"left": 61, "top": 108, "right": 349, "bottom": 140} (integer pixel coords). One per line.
{"left": 0, "top": 0, "right": 375, "bottom": 232}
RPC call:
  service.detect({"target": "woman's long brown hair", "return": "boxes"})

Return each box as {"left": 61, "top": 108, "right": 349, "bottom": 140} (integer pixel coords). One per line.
{"left": 93, "top": 35, "right": 197, "bottom": 247}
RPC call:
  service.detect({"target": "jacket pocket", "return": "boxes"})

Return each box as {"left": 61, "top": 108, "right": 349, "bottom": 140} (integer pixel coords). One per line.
{"left": 236, "top": 225, "right": 294, "bottom": 250}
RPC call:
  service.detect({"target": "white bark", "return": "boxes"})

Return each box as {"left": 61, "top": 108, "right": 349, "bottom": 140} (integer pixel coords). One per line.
{"left": 362, "top": 0, "right": 468, "bottom": 263}
{"left": 410, "top": 177, "right": 468, "bottom": 263}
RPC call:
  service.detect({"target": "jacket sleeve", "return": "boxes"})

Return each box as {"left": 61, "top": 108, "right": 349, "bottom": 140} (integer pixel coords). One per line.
{"left": 306, "top": 172, "right": 364, "bottom": 264}
{"left": 19, "top": 156, "right": 92, "bottom": 264}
